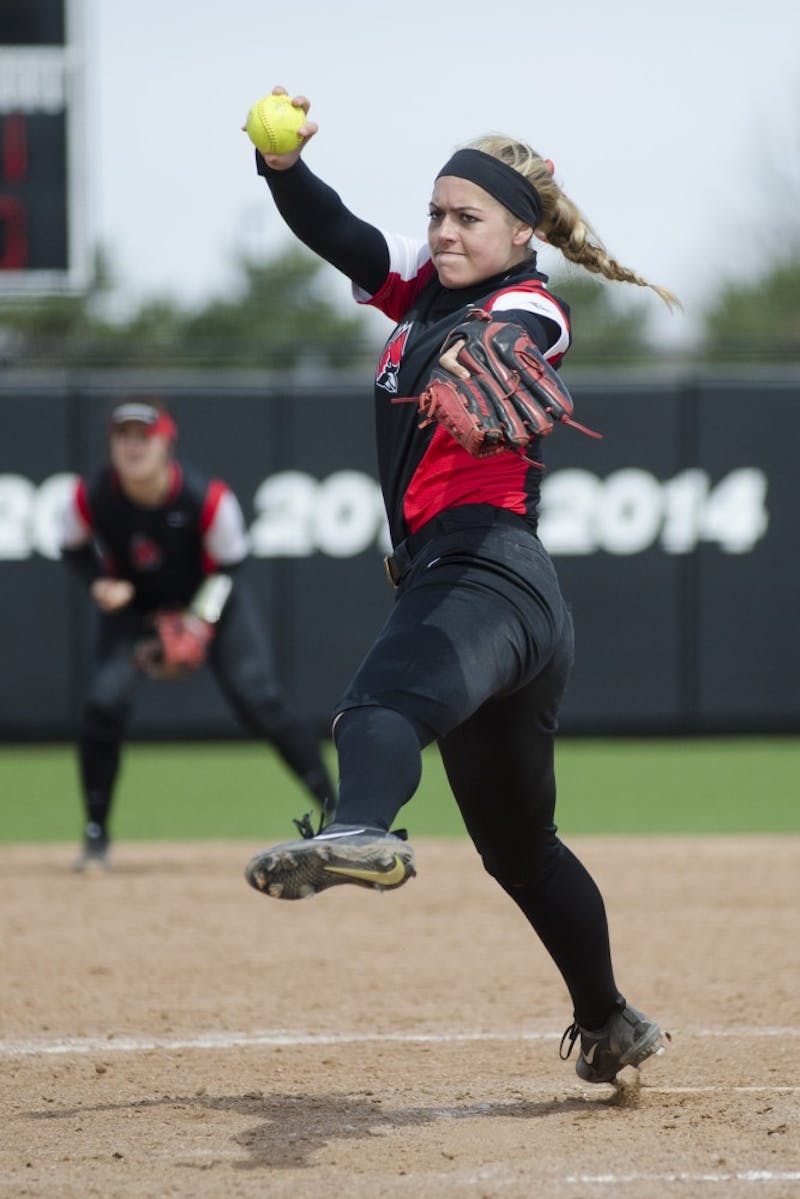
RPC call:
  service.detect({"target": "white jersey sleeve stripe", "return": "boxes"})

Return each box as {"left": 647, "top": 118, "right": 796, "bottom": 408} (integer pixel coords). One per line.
{"left": 489, "top": 289, "right": 571, "bottom": 361}
{"left": 203, "top": 490, "right": 249, "bottom": 566}
{"left": 352, "top": 232, "right": 431, "bottom": 303}
{"left": 59, "top": 480, "right": 93, "bottom": 550}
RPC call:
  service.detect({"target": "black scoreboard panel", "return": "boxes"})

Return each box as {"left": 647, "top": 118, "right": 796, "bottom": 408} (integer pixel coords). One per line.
{"left": 0, "top": 1, "right": 66, "bottom": 44}
{"left": 0, "top": 0, "right": 84, "bottom": 290}
{"left": 0, "top": 111, "right": 68, "bottom": 271}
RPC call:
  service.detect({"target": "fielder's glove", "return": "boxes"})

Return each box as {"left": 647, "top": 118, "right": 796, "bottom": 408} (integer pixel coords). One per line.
{"left": 134, "top": 610, "right": 214, "bottom": 680}
{"left": 394, "top": 307, "right": 600, "bottom": 460}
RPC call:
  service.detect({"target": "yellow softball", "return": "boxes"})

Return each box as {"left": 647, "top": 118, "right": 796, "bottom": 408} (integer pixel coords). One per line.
{"left": 245, "top": 93, "right": 306, "bottom": 155}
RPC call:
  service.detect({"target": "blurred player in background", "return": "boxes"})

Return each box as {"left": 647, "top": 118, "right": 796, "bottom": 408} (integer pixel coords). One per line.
{"left": 60, "top": 398, "right": 335, "bottom": 869}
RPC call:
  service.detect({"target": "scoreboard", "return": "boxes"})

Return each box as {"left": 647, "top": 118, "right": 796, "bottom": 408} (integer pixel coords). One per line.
{"left": 0, "top": 0, "right": 87, "bottom": 292}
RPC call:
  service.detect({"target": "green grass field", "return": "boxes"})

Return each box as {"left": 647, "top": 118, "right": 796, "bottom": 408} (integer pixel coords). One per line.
{"left": 1, "top": 737, "right": 798, "bottom": 844}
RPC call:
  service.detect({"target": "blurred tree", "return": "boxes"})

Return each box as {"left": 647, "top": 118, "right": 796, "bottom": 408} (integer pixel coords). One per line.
{"left": 0, "top": 246, "right": 115, "bottom": 364}
{"left": 700, "top": 260, "right": 800, "bottom": 362}
{"left": 0, "top": 244, "right": 376, "bottom": 370}
{"left": 546, "top": 274, "right": 655, "bottom": 366}
{"left": 181, "top": 246, "right": 370, "bottom": 369}
{"left": 699, "top": 116, "right": 800, "bottom": 362}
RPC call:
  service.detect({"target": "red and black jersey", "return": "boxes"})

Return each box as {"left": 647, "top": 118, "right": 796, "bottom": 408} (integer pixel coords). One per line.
{"left": 60, "top": 460, "right": 249, "bottom": 609}
{"left": 259, "top": 157, "right": 572, "bottom": 547}
{"left": 358, "top": 234, "right": 570, "bottom": 545}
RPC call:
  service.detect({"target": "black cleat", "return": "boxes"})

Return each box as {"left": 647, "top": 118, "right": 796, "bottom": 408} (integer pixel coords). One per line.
{"left": 245, "top": 823, "right": 416, "bottom": 900}
{"left": 72, "top": 822, "right": 110, "bottom": 872}
{"left": 561, "top": 999, "right": 665, "bottom": 1084}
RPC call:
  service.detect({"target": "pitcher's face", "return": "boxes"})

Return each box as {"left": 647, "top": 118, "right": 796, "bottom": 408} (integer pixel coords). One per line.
{"left": 428, "top": 176, "right": 532, "bottom": 289}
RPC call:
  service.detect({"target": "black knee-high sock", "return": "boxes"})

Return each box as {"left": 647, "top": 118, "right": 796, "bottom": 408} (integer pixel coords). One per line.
{"left": 79, "top": 736, "right": 121, "bottom": 830}
{"left": 502, "top": 844, "right": 621, "bottom": 1029}
{"left": 332, "top": 706, "right": 425, "bottom": 830}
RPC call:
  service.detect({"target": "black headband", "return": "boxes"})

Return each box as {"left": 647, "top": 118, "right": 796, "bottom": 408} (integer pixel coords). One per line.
{"left": 436, "top": 148, "right": 542, "bottom": 228}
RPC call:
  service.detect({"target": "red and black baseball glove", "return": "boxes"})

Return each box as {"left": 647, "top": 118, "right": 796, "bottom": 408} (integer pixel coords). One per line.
{"left": 394, "top": 307, "right": 600, "bottom": 460}
{"left": 134, "top": 610, "right": 214, "bottom": 680}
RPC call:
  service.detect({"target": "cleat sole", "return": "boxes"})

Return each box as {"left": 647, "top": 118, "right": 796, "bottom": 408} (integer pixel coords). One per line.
{"left": 245, "top": 835, "right": 416, "bottom": 901}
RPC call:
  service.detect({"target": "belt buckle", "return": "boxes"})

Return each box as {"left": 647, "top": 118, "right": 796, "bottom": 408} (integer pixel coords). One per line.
{"left": 383, "top": 554, "right": 400, "bottom": 589}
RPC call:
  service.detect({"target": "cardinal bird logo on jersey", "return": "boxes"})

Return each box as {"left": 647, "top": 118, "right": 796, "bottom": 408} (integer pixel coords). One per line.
{"left": 130, "top": 533, "right": 163, "bottom": 571}
{"left": 376, "top": 321, "right": 413, "bottom": 395}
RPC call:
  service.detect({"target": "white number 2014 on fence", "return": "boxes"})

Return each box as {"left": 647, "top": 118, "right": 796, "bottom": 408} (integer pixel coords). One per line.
{"left": 538, "top": 467, "right": 768, "bottom": 555}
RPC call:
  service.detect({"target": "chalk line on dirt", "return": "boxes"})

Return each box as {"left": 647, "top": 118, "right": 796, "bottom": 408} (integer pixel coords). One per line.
{"left": 0, "top": 1025, "right": 797, "bottom": 1059}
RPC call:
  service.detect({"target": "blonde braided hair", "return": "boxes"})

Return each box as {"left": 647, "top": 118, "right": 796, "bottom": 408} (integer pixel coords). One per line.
{"left": 467, "top": 135, "right": 680, "bottom": 310}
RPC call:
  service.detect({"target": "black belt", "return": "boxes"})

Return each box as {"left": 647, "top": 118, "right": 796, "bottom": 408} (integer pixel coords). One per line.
{"left": 383, "top": 506, "right": 536, "bottom": 589}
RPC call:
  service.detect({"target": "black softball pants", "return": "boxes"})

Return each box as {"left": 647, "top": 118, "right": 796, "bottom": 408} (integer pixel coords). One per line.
{"left": 79, "top": 583, "right": 334, "bottom": 826}
{"left": 332, "top": 507, "right": 621, "bottom": 1028}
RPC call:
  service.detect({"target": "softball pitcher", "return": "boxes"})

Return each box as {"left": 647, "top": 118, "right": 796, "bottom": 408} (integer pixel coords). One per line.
{"left": 243, "top": 87, "right": 678, "bottom": 1085}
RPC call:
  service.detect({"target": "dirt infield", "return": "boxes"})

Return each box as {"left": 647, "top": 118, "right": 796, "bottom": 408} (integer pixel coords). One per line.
{"left": 2, "top": 836, "right": 798, "bottom": 1198}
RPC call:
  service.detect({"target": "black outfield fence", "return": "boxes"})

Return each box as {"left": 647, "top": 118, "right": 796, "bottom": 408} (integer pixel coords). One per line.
{"left": 1, "top": 366, "right": 797, "bottom": 737}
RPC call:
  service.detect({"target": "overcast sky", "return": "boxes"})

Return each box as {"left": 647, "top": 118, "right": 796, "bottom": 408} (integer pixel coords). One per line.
{"left": 82, "top": 0, "right": 799, "bottom": 345}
